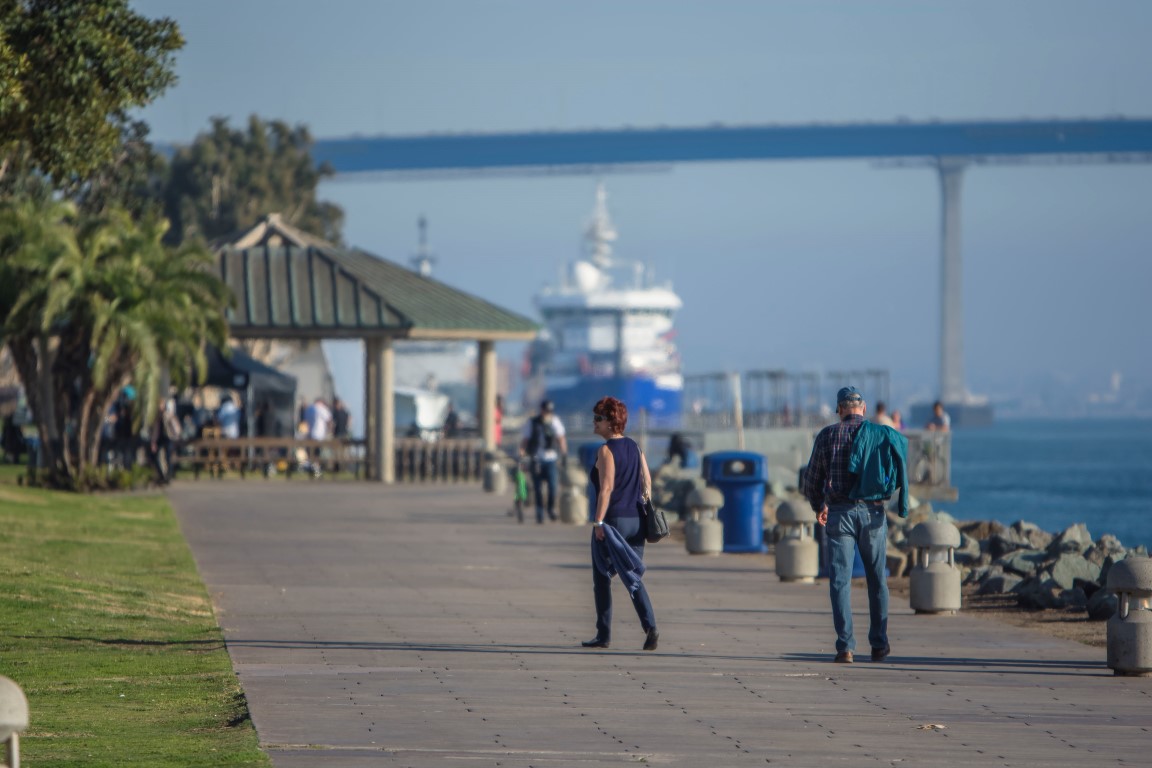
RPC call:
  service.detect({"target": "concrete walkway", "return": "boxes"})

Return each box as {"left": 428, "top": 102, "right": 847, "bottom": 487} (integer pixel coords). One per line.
{"left": 168, "top": 481, "right": 1151, "bottom": 767}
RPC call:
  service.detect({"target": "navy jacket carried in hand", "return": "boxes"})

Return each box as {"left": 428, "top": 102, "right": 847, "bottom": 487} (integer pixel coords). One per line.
{"left": 847, "top": 421, "right": 910, "bottom": 518}
{"left": 591, "top": 524, "right": 646, "bottom": 597}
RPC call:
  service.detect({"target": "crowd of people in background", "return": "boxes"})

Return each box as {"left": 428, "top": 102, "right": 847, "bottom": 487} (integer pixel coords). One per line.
{"left": 82, "top": 388, "right": 360, "bottom": 483}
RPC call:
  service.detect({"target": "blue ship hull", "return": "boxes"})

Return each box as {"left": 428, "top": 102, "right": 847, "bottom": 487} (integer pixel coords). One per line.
{"left": 545, "top": 376, "right": 682, "bottom": 429}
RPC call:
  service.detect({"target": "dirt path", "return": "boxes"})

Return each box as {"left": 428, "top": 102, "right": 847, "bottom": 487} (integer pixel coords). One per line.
{"left": 886, "top": 576, "right": 1107, "bottom": 648}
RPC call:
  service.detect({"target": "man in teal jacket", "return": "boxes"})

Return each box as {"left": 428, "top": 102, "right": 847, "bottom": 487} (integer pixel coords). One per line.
{"left": 849, "top": 420, "right": 909, "bottom": 519}
{"left": 803, "top": 386, "right": 903, "bottom": 664}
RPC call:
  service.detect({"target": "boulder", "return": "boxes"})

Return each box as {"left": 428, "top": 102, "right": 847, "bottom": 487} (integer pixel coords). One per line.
{"left": 1046, "top": 523, "right": 1093, "bottom": 557}
{"left": 963, "top": 563, "right": 1001, "bottom": 586}
{"left": 1013, "top": 576, "right": 1063, "bottom": 610}
{"left": 995, "top": 548, "right": 1049, "bottom": 576}
{"left": 978, "top": 572, "right": 1024, "bottom": 596}
{"left": 958, "top": 519, "right": 1007, "bottom": 542}
{"left": 886, "top": 547, "right": 909, "bottom": 578}
{"left": 1084, "top": 534, "right": 1126, "bottom": 565}
{"left": 1060, "top": 586, "right": 1089, "bottom": 609}
{"left": 1046, "top": 553, "right": 1101, "bottom": 591}
{"left": 1072, "top": 577, "right": 1102, "bottom": 599}
{"left": 1086, "top": 587, "right": 1118, "bottom": 621}
{"left": 954, "top": 532, "right": 983, "bottom": 566}
{"left": 1009, "top": 520, "right": 1054, "bottom": 551}
{"left": 887, "top": 524, "right": 908, "bottom": 549}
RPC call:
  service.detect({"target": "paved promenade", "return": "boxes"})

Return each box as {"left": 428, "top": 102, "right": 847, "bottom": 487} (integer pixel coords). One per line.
{"left": 168, "top": 481, "right": 1151, "bottom": 767}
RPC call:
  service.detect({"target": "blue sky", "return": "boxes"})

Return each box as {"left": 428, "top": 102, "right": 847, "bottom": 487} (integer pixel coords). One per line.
{"left": 133, "top": 0, "right": 1152, "bottom": 417}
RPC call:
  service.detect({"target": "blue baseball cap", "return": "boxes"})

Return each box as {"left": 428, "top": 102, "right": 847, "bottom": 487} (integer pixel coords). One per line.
{"left": 836, "top": 386, "right": 863, "bottom": 405}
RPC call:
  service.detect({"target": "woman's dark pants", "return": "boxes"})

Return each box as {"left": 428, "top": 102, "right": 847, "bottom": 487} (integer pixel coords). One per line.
{"left": 593, "top": 516, "right": 656, "bottom": 640}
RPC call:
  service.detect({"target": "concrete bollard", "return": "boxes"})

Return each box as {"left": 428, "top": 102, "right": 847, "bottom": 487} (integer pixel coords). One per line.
{"left": 559, "top": 466, "right": 589, "bottom": 525}
{"left": 482, "top": 453, "right": 508, "bottom": 494}
{"left": 0, "top": 676, "right": 28, "bottom": 768}
{"left": 774, "top": 500, "right": 819, "bottom": 583}
{"left": 1106, "top": 556, "right": 1152, "bottom": 677}
{"left": 684, "top": 487, "right": 724, "bottom": 555}
{"left": 908, "top": 520, "right": 962, "bottom": 614}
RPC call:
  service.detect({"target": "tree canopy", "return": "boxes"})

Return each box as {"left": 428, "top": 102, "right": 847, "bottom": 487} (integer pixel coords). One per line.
{"left": 0, "top": 0, "right": 181, "bottom": 186}
{"left": 0, "top": 2, "right": 346, "bottom": 489}
{"left": 164, "top": 116, "right": 345, "bottom": 245}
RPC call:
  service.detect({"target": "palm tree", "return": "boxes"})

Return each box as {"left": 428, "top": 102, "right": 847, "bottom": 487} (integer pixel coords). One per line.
{"left": 1, "top": 197, "right": 231, "bottom": 487}
{"left": 0, "top": 196, "right": 79, "bottom": 479}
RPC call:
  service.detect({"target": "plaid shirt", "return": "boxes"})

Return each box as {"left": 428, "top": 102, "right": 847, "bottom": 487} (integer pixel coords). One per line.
{"left": 802, "top": 413, "right": 866, "bottom": 512}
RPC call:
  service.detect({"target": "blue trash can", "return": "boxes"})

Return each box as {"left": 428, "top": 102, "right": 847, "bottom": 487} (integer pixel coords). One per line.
{"left": 578, "top": 442, "right": 602, "bottom": 521}
{"left": 703, "top": 450, "right": 768, "bottom": 553}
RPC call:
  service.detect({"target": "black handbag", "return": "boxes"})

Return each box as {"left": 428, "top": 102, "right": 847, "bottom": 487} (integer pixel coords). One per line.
{"left": 641, "top": 496, "right": 670, "bottom": 543}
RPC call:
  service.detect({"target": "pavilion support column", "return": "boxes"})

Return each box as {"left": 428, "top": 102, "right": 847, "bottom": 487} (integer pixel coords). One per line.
{"left": 364, "top": 337, "right": 395, "bottom": 483}
{"left": 477, "top": 340, "right": 497, "bottom": 451}
{"left": 363, "top": 339, "right": 381, "bottom": 481}
{"left": 382, "top": 338, "right": 400, "bottom": 483}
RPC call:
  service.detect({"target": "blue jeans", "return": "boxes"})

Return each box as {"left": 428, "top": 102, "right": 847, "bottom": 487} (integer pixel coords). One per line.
{"left": 826, "top": 501, "right": 889, "bottom": 653}
{"left": 592, "top": 516, "right": 656, "bottom": 640}
{"left": 532, "top": 459, "right": 559, "bottom": 523}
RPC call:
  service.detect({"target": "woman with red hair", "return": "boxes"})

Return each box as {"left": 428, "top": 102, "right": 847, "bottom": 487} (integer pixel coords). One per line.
{"left": 582, "top": 396, "right": 659, "bottom": 651}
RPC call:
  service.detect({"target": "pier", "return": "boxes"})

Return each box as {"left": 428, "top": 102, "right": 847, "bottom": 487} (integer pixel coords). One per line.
{"left": 170, "top": 481, "right": 1149, "bottom": 767}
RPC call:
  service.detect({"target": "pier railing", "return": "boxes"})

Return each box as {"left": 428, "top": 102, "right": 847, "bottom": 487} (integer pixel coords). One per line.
{"left": 183, "top": 436, "right": 484, "bottom": 483}
{"left": 185, "top": 425, "right": 951, "bottom": 498}
{"left": 905, "top": 430, "right": 954, "bottom": 499}
{"left": 393, "top": 438, "right": 484, "bottom": 483}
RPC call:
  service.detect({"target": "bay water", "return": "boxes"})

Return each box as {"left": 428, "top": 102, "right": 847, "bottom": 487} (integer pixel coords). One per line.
{"left": 941, "top": 419, "right": 1152, "bottom": 552}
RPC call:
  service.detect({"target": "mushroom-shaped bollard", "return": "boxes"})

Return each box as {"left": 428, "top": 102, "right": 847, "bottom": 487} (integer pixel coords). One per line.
{"left": 559, "top": 465, "right": 589, "bottom": 524}
{"left": 684, "top": 487, "right": 724, "bottom": 555}
{"left": 774, "top": 501, "right": 819, "bottom": 583}
{"left": 908, "top": 519, "right": 962, "bottom": 614}
{"left": 1106, "top": 556, "right": 1152, "bottom": 677}
{"left": 482, "top": 452, "right": 508, "bottom": 494}
{"left": 0, "top": 676, "right": 28, "bottom": 768}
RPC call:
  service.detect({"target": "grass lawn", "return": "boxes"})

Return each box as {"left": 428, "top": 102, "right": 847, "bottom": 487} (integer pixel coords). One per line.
{"left": 0, "top": 464, "right": 270, "bottom": 767}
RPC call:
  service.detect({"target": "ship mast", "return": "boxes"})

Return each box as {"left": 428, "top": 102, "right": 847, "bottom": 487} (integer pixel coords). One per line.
{"left": 584, "top": 182, "right": 617, "bottom": 269}
{"left": 410, "top": 215, "right": 436, "bottom": 277}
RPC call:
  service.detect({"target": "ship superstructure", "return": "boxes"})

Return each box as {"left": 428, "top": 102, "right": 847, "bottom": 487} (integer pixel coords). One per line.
{"left": 529, "top": 184, "right": 682, "bottom": 427}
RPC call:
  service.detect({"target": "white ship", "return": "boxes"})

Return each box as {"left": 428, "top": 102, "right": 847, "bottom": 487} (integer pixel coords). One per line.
{"left": 394, "top": 217, "right": 476, "bottom": 430}
{"left": 527, "top": 184, "right": 683, "bottom": 427}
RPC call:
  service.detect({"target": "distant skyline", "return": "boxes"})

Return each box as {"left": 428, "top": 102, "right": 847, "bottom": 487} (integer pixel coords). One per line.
{"left": 132, "top": 0, "right": 1152, "bottom": 422}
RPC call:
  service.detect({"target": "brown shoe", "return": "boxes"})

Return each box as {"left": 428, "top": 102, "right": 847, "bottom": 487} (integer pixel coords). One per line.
{"left": 834, "top": 651, "right": 854, "bottom": 663}
{"left": 871, "top": 645, "right": 891, "bottom": 662}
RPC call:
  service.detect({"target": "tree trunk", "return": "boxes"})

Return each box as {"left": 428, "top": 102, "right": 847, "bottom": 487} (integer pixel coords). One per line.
{"left": 7, "top": 334, "right": 69, "bottom": 486}
{"left": 76, "top": 387, "right": 97, "bottom": 480}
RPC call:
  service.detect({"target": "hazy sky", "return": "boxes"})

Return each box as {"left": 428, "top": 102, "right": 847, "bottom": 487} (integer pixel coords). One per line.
{"left": 133, "top": 0, "right": 1152, "bottom": 415}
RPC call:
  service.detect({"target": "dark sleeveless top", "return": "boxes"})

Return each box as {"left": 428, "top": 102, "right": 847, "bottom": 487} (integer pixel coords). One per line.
{"left": 588, "top": 437, "right": 644, "bottom": 518}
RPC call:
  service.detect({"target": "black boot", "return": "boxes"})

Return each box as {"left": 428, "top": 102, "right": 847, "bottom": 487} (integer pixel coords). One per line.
{"left": 643, "top": 627, "right": 659, "bottom": 651}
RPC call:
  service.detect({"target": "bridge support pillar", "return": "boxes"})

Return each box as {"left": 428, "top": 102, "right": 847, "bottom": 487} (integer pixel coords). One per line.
{"left": 937, "top": 157, "right": 967, "bottom": 405}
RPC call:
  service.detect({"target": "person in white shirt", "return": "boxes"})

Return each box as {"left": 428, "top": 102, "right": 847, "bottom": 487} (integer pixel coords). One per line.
{"left": 872, "top": 401, "right": 896, "bottom": 428}
{"left": 217, "top": 394, "right": 241, "bottom": 439}
{"left": 305, "top": 397, "right": 333, "bottom": 440}
{"left": 925, "top": 401, "right": 951, "bottom": 432}
{"left": 519, "top": 400, "right": 568, "bottom": 523}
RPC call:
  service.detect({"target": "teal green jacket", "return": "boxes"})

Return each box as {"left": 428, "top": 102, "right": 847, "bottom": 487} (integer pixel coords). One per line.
{"left": 848, "top": 421, "right": 909, "bottom": 517}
